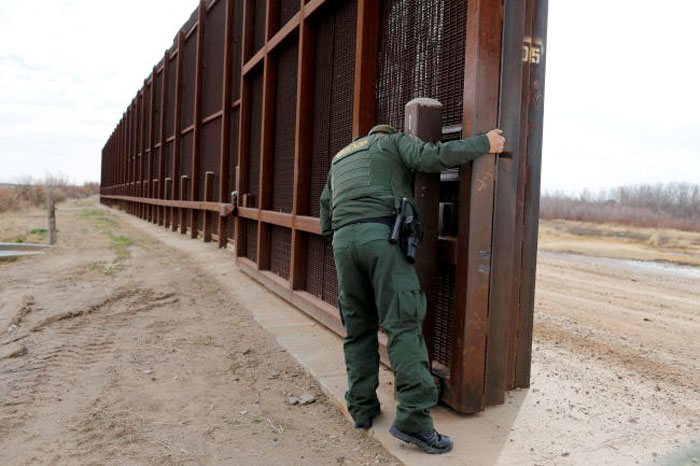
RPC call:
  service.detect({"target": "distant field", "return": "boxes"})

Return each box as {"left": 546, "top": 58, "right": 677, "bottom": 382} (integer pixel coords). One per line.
{"left": 540, "top": 182, "right": 700, "bottom": 233}
{"left": 0, "top": 179, "right": 99, "bottom": 213}
{"left": 538, "top": 219, "right": 700, "bottom": 267}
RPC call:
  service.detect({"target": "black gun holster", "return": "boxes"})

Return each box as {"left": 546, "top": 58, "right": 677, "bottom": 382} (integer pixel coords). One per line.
{"left": 390, "top": 197, "right": 423, "bottom": 263}
{"left": 399, "top": 215, "right": 423, "bottom": 263}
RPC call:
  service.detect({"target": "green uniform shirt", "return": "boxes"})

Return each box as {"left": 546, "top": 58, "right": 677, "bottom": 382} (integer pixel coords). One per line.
{"left": 319, "top": 132, "right": 490, "bottom": 239}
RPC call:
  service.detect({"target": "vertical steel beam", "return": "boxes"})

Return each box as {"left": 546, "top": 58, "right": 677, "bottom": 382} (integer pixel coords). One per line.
{"left": 515, "top": 0, "right": 548, "bottom": 389}
{"left": 164, "top": 177, "right": 172, "bottom": 228}
{"left": 448, "top": 0, "right": 504, "bottom": 414}
{"left": 158, "top": 53, "right": 169, "bottom": 226}
{"left": 172, "top": 33, "right": 185, "bottom": 232}
{"left": 256, "top": 0, "right": 275, "bottom": 269}
{"left": 485, "top": 0, "right": 527, "bottom": 406}
{"left": 351, "top": 0, "right": 379, "bottom": 140}
{"left": 191, "top": 0, "right": 207, "bottom": 239}
{"left": 120, "top": 115, "right": 124, "bottom": 195}
{"left": 235, "top": 0, "right": 252, "bottom": 256}
{"left": 180, "top": 175, "right": 190, "bottom": 234}
{"left": 130, "top": 100, "right": 136, "bottom": 214}
{"left": 149, "top": 68, "right": 158, "bottom": 223}
{"left": 118, "top": 117, "right": 123, "bottom": 195}
{"left": 510, "top": 0, "right": 534, "bottom": 389}
{"left": 135, "top": 95, "right": 139, "bottom": 211}
{"left": 137, "top": 93, "right": 141, "bottom": 215}
{"left": 128, "top": 105, "right": 132, "bottom": 198}
{"left": 139, "top": 87, "right": 146, "bottom": 218}
{"left": 124, "top": 111, "right": 127, "bottom": 197}
{"left": 217, "top": 0, "right": 237, "bottom": 248}
{"left": 204, "top": 171, "right": 215, "bottom": 242}
{"left": 404, "top": 98, "right": 442, "bottom": 370}
{"left": 289, "top": 1, "right": 314, "bottom": 289}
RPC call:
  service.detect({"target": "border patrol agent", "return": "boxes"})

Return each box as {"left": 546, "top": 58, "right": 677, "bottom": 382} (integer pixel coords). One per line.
{"left": 320, "top": 123, "right": 506, "bottom": 454}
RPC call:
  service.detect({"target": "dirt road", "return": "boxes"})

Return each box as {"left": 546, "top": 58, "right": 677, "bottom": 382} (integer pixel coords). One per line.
{"left": 0, "top": 200, "right": 399, "bottom": 466}
{"left": 528, "top": 251, "right": 699, "bottom": 465}
{"left": 1, "top": 200, "right": 698, "bottom": 465}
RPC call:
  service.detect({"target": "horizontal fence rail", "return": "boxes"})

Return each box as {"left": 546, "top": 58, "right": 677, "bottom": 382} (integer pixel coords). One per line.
{"left": 100, "top": 0, "right": 548, "bottom": 414}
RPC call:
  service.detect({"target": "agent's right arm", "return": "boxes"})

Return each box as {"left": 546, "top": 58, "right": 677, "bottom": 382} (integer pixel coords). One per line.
{"left": 394, "top": 129, "right": 506, "bottom": 174}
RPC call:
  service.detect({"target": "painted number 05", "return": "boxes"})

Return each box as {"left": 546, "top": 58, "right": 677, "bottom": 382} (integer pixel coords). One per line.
{"left": 522, "top": 37, "right": 543, "bottom": 64}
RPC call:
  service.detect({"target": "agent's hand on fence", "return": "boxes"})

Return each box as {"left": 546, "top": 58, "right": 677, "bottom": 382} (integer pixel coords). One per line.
{"left": 486, "top": 129, "right": 506, "bottom": 154}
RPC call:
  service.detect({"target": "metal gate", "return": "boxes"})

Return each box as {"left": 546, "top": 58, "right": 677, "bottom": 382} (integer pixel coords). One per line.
{"left": 100, "top": 0, "right": 548, "bottom": 414}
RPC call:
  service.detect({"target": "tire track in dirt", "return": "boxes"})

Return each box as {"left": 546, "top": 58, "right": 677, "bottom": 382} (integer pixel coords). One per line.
{"left": 0, "top": 287, "right": 178, "bottom": 449}
{"left": 1, "top": 201, "right": 401, "bottom": 466}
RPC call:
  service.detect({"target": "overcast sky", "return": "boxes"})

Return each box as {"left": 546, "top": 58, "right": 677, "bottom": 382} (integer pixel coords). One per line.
{"left": 1, "top": 0, "right": 699, "bottom": 193}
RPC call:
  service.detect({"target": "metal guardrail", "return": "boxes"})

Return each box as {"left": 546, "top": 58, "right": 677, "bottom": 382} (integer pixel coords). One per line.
{"left": 0, "top": 243, "right": 52, "bottom": 251}
{"left": 0, "top": 243, "right": 52, "bottom": 260}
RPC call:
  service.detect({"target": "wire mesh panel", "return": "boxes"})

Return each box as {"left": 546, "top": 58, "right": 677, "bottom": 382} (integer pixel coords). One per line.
{"left": 179, "top": 131, "right": 194, "bottom": 228}
{"left": 152, "top": 147, "right": 160, "bottom": 188}
{"left": 231, "top": 0, "right": 244, "bottom": 102}
{"left": 199, "top": 120, "right": 221, "bottom": 237}
{"left": 180, "top": 131, "right": 194, "bottom": 181}
{"left": 144, "top": 85, "right": 152, "bottom": 155}
{"left": 307, "top": 0, "right": 357, "bottom": 217}
{"left": 163, "top": 141, "right": 172, "bottom": 188}
{"left": 376, "top": 0, "right": 468, "bottom": 131}
{"left": 180, "top": 32, "right": 198, "bottom": 129}
{"left": 305, "top": 234, "right": 324, "bottom": 298}
{"left": 304, "top": 234, "right": 338, "bottom": 306}
{"left": 322, "top": 239, "right": 338, "bottom": 306}
{"left": 269, "top": 225, "right": 292, "bottom": 279}
{"left": 271, "top": 41, "right": 298, "bottom": 213}
{"left": 278, "top": 0, "right": 299, "bottom": 29}
{"left": 242, "top": 219, "right": 258, "bottom": 262}
{"left": 165, "top": 55, "right": 177, "bottom": 139}
{"left": 227, "top": 107, "right": 240, "bottom": 240}
{"left": 136, "top": 96, "right": 143, "bottom": 181}
{"left": 202, "top": 0, "right": 226, "bottom": 117}
{"left": 252, "top": 0, "right": 266, "bottom": 57}
{"left": 247, "top": 68, "right": 263, "bottom": 207}
{"left": 154, "top": 71, "right": 163, "bottom": 146}
{"left": 199, "top": 120, "right": 222, "bottom": 200}
{"left": 433, "top": 265, "right": 456, "bottom": 368}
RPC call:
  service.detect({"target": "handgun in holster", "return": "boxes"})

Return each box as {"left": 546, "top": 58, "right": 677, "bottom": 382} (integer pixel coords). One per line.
{"left": 390, "top": 197, "right": 423, "bottom": 263}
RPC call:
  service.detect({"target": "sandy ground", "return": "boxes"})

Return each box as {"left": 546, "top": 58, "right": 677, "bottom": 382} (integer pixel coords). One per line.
{"left": 527, "top": 252, "right": 699, "bottom": 465}
{"left": 0, "top": 199, "right": 400, "bottom": 466}
{"left": 538, "top": 219, "right": 700, "bottom": 267}
{"left": 1, "top": 200, "right": 699, "bottom": 466}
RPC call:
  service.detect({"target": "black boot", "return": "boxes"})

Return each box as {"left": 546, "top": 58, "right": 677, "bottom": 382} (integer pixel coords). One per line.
{"left": 354, "top": 418, "right": 373, "bottom": 429}
{"left": 389, "top": 425, "right": 454, "bottom": 454}
{"left": 353, "top": 408, "right": 380, "bottom": 429}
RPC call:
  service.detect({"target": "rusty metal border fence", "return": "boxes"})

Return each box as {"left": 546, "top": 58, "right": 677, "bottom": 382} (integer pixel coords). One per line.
{"left": 100, "top": 0, "right": 548, "bottom": 414}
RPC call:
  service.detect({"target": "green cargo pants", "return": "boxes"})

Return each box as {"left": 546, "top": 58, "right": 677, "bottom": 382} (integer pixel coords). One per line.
{"left": 332, "top": 222, "right": 437, "bottom": 434}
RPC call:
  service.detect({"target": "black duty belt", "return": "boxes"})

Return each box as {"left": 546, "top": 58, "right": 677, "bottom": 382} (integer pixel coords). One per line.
{"left": 335, "top": 216, "right": 394, "bottom": 231}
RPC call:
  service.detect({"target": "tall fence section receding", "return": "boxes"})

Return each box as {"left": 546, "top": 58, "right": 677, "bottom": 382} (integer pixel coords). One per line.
{"left": 100, "top": 0, "right": 548, "bottom": 414}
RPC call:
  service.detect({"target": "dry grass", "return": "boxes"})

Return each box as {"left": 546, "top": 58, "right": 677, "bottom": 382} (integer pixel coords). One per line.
{"left": 0, "top": 176, "right": 99, "bottom": 213}
{"left": 539, "top": 219, "right": 700, "bottom": 267}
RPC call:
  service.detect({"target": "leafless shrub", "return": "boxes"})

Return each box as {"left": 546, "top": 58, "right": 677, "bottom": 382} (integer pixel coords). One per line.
{"left": 0, "top": 175, "right": 100, "bottom": 213}
{"left": 540, "top": 183, "right": 700, "bottom": 232}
